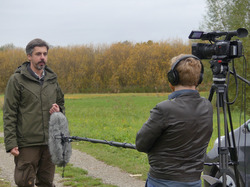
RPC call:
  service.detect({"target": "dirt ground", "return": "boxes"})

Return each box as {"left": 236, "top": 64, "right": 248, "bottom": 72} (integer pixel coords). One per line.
{"left": 0, "top": 132, "right": 145, "bottom": 187}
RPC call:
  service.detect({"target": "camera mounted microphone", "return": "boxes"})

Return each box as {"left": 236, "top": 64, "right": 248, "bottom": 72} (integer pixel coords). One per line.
{"left": 225, "top": 28, "right": 248, "bottom": 40}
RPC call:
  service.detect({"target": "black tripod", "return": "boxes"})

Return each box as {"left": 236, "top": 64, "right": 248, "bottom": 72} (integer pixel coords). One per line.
{"left": 208, "top": 59, "right": 241, "bottom": 187}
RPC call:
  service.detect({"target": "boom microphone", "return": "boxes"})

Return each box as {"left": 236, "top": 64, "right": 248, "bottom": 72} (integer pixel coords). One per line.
{"left": 69, "top": 136, "right": 136, "bottom": 149}
{"left": 49, "top": 112, "right": 72, "bottom": 167}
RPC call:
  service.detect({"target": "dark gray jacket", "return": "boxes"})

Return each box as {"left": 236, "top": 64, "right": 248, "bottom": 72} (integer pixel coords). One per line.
{"left": 136, "top": 91, "right": 213, "bottom": 182}
{"left": 3, "top": 62, "right": 65, "bottom": 152}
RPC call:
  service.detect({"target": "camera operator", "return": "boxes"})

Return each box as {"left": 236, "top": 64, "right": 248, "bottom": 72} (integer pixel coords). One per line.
{"left": 136, "top": 54, "right": 213, "bottom": 187}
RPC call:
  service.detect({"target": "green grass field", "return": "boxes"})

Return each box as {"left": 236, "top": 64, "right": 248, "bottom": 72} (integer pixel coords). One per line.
{"left": 63, "top": 93, "right": 248, "bottom": 180}
{"left": 0, "top": 93, "right": 249, "bottom": 186}
{"left": 64, "top": 93, "right": 169, "bottom": 179}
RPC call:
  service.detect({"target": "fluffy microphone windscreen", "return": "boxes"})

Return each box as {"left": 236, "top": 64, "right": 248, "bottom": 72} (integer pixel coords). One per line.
{"left": 49, "top": 112, "right": 72, "bottom": 167}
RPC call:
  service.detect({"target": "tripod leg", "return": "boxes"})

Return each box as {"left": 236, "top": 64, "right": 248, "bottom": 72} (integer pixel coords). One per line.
{"left": 208, "top": 84, "right": 216, "bottom": 102}
{"left": 226, "top": 93, "right": 241, "bottom": 187}
{"left": 210, "top": 82, "right": 241, "bottom": 186}
{"left": 216, "top": 92, "right": 229, "bottom": 187}
{"left": 222, "top": 93, "right": 229, "bottom": 187}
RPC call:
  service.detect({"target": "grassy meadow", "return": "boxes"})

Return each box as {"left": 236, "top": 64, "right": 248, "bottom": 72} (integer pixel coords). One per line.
{"left": 0, "top": 93, "right": 249, "bottom": 186}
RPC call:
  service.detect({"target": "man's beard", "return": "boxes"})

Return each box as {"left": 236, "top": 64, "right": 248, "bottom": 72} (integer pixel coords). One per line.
{"left": 35, "top": 60, "right": 46, "bottom": 70}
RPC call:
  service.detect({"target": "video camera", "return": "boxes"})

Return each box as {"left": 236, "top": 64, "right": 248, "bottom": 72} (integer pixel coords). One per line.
{"left": 188, "top": 28, "right": 248, "bottom": 60}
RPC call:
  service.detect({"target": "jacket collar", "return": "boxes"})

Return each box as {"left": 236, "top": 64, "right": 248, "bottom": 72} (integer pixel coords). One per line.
{"left": 168, "top": 89, "right": 198, "bottom": 100}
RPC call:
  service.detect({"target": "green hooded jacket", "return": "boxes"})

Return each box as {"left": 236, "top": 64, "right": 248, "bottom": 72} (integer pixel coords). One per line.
{"left": 3, "top": 62, "right": 65, "bottom": 152}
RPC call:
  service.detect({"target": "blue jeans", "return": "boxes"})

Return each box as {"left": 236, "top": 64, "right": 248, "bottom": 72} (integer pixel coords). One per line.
{"left": 146, "top": 174, "right": 201, "bottom": 187}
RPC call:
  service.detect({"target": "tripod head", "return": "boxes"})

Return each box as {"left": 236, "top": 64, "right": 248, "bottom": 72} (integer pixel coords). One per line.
{"left": 209, "top": 59, "right": 230, "bottom": 84}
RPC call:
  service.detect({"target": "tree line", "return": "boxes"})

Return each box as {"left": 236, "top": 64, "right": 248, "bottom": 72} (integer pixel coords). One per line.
{"left": 0, "top": 40, "right": 216, "bottom": 94}
{"left": 0, "top": 38, "right": 248, "bottom": 96}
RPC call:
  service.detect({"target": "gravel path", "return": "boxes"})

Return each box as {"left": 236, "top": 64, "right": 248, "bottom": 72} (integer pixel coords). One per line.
{"left": 0, "top": 132, "right": 145, "bottom": 187}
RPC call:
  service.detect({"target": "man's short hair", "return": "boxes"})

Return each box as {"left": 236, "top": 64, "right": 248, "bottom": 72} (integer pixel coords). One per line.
{"left": 170, "top": 54, "right": 202, "bottom": 86}
{"left": 26, "top": 38, "right": 49, "bottom": 55}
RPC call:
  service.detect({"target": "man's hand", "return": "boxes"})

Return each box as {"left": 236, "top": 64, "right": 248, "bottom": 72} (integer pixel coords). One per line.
{"left": 10, "top": 147, "right": 19, "bottom": 156}
{"left": 49, "top": 103, "right": 60, "bottom": 114}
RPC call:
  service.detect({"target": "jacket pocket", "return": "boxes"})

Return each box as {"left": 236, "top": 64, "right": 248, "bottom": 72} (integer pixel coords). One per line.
{"left": 14, "top": 161, "right": 35, "bottom": 186}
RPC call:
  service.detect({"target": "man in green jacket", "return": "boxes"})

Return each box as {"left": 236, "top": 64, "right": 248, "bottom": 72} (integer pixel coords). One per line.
{"left": 3, "top": 38, "right": 65, "bottom": 187}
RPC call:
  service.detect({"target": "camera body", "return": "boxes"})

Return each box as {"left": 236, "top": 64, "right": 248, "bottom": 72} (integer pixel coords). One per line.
{"left": 191, "top": 41, "right": 242, "bottom": 60}
{"left": 189, "top": 28, "right": 248, "bottom": 82}
{"left": 189, "top": 28, "right": 248, "bottom": 60}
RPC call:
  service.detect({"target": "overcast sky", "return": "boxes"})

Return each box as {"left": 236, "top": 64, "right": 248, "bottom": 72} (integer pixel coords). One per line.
{"left": 0, "top": 0, "right": 207, "bottom": 48}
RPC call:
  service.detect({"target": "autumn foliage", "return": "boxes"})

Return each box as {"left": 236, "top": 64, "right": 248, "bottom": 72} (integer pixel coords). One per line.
{"left": 0, "top": 40, "right": 213, "bottom": 93}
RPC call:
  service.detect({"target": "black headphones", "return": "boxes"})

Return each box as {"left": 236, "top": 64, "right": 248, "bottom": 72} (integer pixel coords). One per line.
{"left": 167, "top": 55, "right": 204, "bottom": 86}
